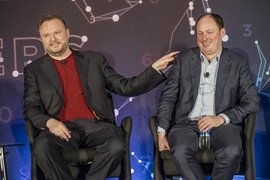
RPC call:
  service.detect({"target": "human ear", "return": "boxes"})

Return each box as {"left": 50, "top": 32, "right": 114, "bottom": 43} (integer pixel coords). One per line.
{"left": 220, "top": 28, "right": 226, "bottom": 37}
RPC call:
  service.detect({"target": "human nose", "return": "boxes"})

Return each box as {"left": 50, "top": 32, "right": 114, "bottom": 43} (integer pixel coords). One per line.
{"left": 202, "top": 33, "right": 208, "bottom": 41}
{"left": 49, "top": 34, "right": 57, "bottom": 42}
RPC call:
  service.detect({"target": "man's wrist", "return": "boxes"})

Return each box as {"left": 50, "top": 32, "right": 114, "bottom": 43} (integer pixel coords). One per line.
{"left": 157, "top": 126, "right": 166, "bottom": 134}
{"left": 218, "top": 113, "right": 230, "bottom": 125}
{"left": 218, "top": 115, "right": 226, "bottom": 124}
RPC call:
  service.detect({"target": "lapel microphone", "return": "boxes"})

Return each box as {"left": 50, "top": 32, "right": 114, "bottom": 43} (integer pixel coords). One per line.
{"left": 204, "top": 72, "right": 209, "bottom": 78}
{"left": 61, "top": 59, "right": 65, "bottom": 65}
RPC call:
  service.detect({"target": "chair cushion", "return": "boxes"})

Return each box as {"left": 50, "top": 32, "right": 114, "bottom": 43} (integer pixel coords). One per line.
{"left": 160, "top": 149, "right": 215, "bottom": 176}
{"left": 62, "top": 148, "right": 122, "bottom": 178}
{"left": 160, "top": 149, "right": 215, "bottom": 163}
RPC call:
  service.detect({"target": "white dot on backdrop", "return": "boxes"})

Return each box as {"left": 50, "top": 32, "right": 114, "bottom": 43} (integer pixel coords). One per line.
{"left": 114, "top": 109, "right": 119, "bottom": 116}
{"left": 112, "top": 14, "right": 119, "bottom": 22}
{"left": 85, "top": 6, "right": 91, "bottom": 12}
{"left": 222, "top": 34, "right": 229, "bottom": 42}
{"left": 190, "top": 20, "right": 196, "bottom": 26}
{"left": 12, "top": 70, "right": 19, "bottom": 77}
{"left": 81, "top": 36, "right": 88, "bottom": 42}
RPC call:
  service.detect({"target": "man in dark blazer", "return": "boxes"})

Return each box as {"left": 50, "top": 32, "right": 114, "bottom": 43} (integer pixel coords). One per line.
{"left": 156, "top": 13, "right": 260, "bottom": 180}
{"left": 23, "top": 13, "right": 178, "bottom": 180}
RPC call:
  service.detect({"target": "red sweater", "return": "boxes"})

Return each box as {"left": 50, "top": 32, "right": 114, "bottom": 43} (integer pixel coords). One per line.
{"left": 53, "top": 53, "right": 96, "bottom": 122}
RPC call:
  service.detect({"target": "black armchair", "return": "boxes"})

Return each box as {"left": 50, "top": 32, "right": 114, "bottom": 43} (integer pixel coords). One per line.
{"left": 25, "top": 116, "right": 132, "bottom": 180}
{"left": 149, "top": 113, "right": 258, "bottom": 180}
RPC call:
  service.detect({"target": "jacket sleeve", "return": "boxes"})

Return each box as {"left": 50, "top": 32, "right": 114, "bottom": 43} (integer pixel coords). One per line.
{"left": 99, "top": 53, "right": 167, "bottom": 96}
{"left": 23, "top": 65, "right": 54, "bottom": 129}
{"left": 220, "top": 57, "right": 261, "bottom": 124}
{"left": 156, "top": 57, "right": 181, "bottom": 131}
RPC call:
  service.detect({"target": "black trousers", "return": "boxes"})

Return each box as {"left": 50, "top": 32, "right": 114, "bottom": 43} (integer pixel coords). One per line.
{"left": 168, "top": 121, "right": 242, "bottom": 180}
{"left": 33, "top": 119, "right": 125, "bottom": 180}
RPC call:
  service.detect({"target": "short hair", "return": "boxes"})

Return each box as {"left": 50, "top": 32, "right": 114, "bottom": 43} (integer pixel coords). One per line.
{"left": 38, "top": 13, "right": 67, "bottom": 29}
{"left": 196, "top": 13, "right": 224, "bottom": 30}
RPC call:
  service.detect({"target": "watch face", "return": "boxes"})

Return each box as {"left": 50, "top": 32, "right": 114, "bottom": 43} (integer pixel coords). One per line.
{"left": 0, "top": 0, "right": 269, "bottom": 180}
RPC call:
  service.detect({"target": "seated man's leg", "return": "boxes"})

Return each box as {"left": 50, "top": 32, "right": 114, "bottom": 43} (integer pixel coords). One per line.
{"left": 168, "top": 122, "right": 206, "bottom": 180}
{"left": 33, "top": 130, "right": 79, "bottom": 180}
{"left": 78, "top": 120, "right": 125, "bottom": 180}
{"left": 211, "top": 124, "right": 242, "bottom": 180}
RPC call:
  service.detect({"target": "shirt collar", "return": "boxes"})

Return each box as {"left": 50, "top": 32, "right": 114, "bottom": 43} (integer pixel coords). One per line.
{"left": 200, "top": 49, "right": 222, "bottom": 62}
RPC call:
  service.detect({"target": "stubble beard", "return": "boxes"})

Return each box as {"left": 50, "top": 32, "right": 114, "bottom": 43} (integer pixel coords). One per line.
{"left": 47, "top": 42, "right": 69, "bottom": 57}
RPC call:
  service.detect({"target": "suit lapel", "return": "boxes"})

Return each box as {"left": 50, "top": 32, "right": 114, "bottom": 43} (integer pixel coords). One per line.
{"left": 190, "top": 49, "right": 201, "bottom": 102}
{"left": 73, "top": 51, "right": 89, "bottom": 97}
{"left": 40, "top": 55, "right": 63, "bottom": 97}
{"left": 215, "top": 49, "right": 231, "bottom": 106}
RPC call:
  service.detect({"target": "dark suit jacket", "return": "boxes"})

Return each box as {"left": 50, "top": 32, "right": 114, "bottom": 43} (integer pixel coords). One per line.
{"left": 157, "top": 47, "right": 260, "bottom": 131}
{"left": 23, "top": 49, "right": 166, "bottom": 129}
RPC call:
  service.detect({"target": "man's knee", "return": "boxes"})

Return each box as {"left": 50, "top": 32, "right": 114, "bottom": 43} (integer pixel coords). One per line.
{"left": 33, "top": 134, "right": 60, "bottom": 158}
{"left": 171, "top": 143, "right": 196, "bottom": 164}
{"left": 216, "top": 145, "right": 242, "bottom": 163}
{"left": 110, "top": 137, "right": 126, "bottom": 156}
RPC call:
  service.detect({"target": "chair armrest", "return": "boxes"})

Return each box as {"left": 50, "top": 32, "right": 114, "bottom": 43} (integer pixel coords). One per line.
{"left": 244, "top": 113, "right": 257, "bottom": 180}
{"left": 121, "top": 116, "right": 132, "bottom": 140}
{"left": 121, "top": 116, "right": 132, "bottom": 180}
{"left": 25, "top": 120, "right": 36, "bottom": 145}
{"left": 149, "top": 116, "right": 165, "bottom": 180}
{"left": 149, "top": 116, "right": 158, "bottom": 149}
{"left": 245, "top": 113, "right": 257, "bottom": 144}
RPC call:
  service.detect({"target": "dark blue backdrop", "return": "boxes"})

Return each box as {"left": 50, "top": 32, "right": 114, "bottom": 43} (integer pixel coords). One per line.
{"left": 0, "top": 0, "right": 269, "bottom": 179}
